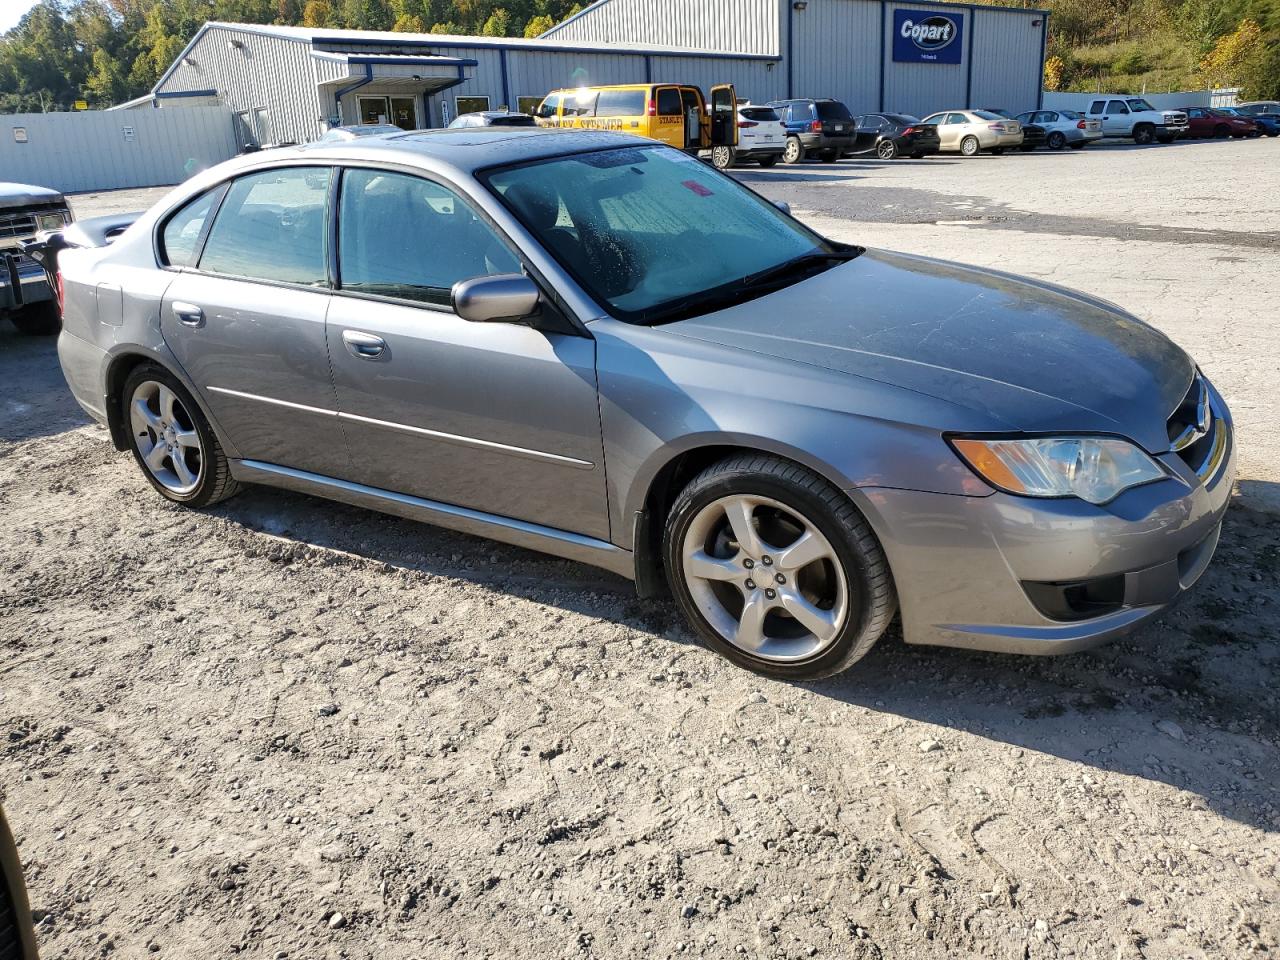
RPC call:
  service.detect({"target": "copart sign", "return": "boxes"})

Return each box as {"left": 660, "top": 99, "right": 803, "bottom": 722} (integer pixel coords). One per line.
{"left": 892, "top": 9, "right": 964, "bottom": 64}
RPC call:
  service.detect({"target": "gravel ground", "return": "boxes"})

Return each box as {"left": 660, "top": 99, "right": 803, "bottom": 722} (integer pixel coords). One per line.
{"left": 0, "top": 139, "right": 1276, "bottom": 960}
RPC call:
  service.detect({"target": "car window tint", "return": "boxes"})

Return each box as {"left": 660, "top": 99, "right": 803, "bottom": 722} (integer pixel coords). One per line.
{"left": 1108, "top": 100, "right": 1130, "bottom": 114}
{"left": 740, "top": 107, "right": 779, "bottom": 122}
{"left": 655, "top": 87, "right": 682, "bottom": 116}
{"left": 814, "top": 101, "right": 852, "bottom": 120}
{"left": 536, "top": 93, "right": 562, "bottom": 119}
{"left": 337, "top": 169, "right": 519, "bottom": 306}
{"left": 947, "top": 113, "right": 967, "bottom": 125}
{"left": 199, "top": 167, "right": 330, "bottom": 285}
{"left": 596, "top": 90, "right": 646, "bottom": 117}
{"left": 161, "top": 187, "right": 221, "bottom": 268}
{"left": 1089, "top": 101, "right": 1105, "bottom": 113}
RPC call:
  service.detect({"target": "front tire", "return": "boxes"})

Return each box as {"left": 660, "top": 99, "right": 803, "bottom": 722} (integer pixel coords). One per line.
{"left": 663, "top": 455, "right": 897, "bottom": 680}
{"left": 1133, "top": 124, "right": 1155, "bottom": 145}
{"left": 783, "top": 137, "right": 805, "bottom": 164}
{"left": 711, "top": 145, "right": 736, "bottom": 170}
{"left": 959, "top": 135, "right": 980, "bottom": 157}
{"left": 8, "top": 300, "right": 60, "bottom": 336}
{"left": 122, "top": 364, "right": 241, "bottom": 508}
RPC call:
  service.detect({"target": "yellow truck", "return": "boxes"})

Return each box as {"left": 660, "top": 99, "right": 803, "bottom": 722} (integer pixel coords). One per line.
{"left": 534, "top": 83, "right": 740, "bottom": 167}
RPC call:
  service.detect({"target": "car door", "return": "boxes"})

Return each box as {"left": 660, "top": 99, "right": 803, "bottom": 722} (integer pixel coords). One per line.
{"left": 325, "top": 166, "right": 609, "bottom": 540}
{"left": 853, "top": 115, "right": 881, "bottom": 151}
{"left": 159, "top": 165, "right": 351, "bottom": 478}
{"left": 1103, "top": 99, "right": 1131, "bottom": 136}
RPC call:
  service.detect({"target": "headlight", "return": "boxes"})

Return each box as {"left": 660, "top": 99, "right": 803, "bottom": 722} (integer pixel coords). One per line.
{"left": 950, "top": 436, "right": 1167, "bottom": 505}
{"left": 37, "top": 212, "right": 67, "bottom": 231}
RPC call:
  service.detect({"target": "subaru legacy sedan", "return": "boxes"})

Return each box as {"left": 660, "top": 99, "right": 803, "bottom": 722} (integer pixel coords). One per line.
{"left": 52, "top": 129, "right": 1233, "bottom": 679}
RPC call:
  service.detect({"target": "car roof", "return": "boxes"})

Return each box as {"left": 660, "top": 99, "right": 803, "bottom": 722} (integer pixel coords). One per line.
{"left": 292, "top": 127, "right": 655, "bottom": 175}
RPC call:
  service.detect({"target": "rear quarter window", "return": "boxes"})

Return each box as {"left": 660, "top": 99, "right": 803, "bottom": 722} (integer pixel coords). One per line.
{"left": 160, "top": 186, "right": 223, "bottom": 268}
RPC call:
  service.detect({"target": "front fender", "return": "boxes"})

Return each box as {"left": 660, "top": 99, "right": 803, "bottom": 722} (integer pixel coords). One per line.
{"left": 593, "top": 318, "right": 995, "bottom": 550}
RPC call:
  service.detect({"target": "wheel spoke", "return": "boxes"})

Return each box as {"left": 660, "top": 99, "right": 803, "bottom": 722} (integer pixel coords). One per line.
{"left": 132, "top": 398, "right": 162, "bottom": 432}
{"left": 158, "top": 385, "right": 178, "bottom": 424}
{"left": 174, "top": 428, "right": 200, "bottom": 450}
{"left": 144, "top": 442, "right": 169, "bottom": 472}
{"left": 774, "top": 530, "right": 832, "bottom": 573}
{"left": 722, "top": 497, "right": 764, "bottom": 557}
{"left": 171, "top": 452, "right": 196, "bottom": 487}
{"left": 735, "top": 594, "right": 770, "bottom": 652}
{"left": 780, "top": 591, "right": 839, "bottom": 642}
{"left": 685, "top": 550, "right": 744, "bottom": 583}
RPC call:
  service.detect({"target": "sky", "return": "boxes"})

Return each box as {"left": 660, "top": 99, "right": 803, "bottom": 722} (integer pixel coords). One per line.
{"left": 1, "top": 0, "right": 41, "bottom": 33}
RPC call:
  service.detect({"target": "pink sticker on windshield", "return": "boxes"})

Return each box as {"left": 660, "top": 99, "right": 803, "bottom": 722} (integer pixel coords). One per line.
{"left": 681, "top": 180, "right": 713, "bottom": 197}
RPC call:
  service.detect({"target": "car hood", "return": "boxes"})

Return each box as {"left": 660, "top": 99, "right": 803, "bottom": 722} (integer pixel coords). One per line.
{"left": 667, "top": 248, "right": 1192, "bottom": 453}
{"left": 0, "top": 181, "right": 66, "bottom": 210}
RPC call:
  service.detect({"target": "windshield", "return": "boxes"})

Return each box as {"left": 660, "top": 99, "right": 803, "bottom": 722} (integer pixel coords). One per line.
{"left": 1127, "top": 98, "right": 1155, "bottom": 112}
{"left": 815, "top": 101, "right": 853, "bottom": 120}
{"left": 485, "top": 145, "right": 846, "bottom": 324}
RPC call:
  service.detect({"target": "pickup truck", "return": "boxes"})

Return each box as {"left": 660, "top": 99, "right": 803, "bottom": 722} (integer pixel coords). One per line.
{"left": 1, "top": 181, "right": 73, "bottom": 335}
{"left": 1083, "top": 97, "right": 1188, "bottom": 144}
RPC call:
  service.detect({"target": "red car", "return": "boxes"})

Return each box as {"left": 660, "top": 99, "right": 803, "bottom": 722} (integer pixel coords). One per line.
{"left": 1182, "top": 106, "right": 1258, "bottom": 139}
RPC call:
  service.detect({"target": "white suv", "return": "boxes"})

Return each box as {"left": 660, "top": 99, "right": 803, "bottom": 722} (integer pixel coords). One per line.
{"left": 710, "top": 104, "right": 786, "bottom": 169}
{"left": 1084, "top": 97, "right": 1188, "bottom": 144}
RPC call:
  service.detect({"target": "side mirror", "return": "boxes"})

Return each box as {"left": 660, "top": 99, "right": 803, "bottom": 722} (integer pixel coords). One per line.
{"left": 452, "top": 274, "right": 541, "bottom": 324}
{"left": 773, "top": 200, "right": 792, "bottom": 216}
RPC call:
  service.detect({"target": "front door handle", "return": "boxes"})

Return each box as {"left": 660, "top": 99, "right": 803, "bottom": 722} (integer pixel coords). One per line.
{"left": 173, "top": 301, "right": 204, "bottom": 327}
{"left": 342, "top": 329, "right": 387, "bottom": 359}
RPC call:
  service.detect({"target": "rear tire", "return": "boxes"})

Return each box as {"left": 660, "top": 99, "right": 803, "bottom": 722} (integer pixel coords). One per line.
{"left": 711, "top": 145, "right": 736, "bottom": 170}
{"left": 121, "top": 363, "right": 241, "bottom": 508}
{"left": 663, "top": 454, "right": 897, "bottom": 681}
{"left": 990, "top": 146, "right": 1005, "bottom": 155}
{"left": 1214, "top": 124, "right": 1231, "bottom": 139}
{"left": 875, "top": 139, "right": 898, "bottom": 160}
{"left": 758, "top": 155, "right": 779, "bottom": 167}
{"left": 1070, "top": 141, "right": 1087, "bottom": 149}
{"left": 959, "top": 135, "right": 980, "bottom": 157}
{"left": 909, "top": 152, "right": 925, "bottom": 159}
{"left": 1047, "top": 131, "right": 1067, "bottom": 150}
{"left": 8, "top": 300, "right": 60, "bottom": 336}
{"left": 783, "top": 137, "right": 805, "bottom": 164}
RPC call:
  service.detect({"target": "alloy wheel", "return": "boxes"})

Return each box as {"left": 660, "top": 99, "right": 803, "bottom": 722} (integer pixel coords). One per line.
{"left": 876, "top": 139, "right": 897, "bottom": 160}
{"left": 129, "top": 380, "right": 204, "bottom": 495}
{"left": 960, "top": 136, "right": 979, "bottom": 157}
{"left": 680, "top": 494, "right": 849, "bottom": 663}
{"left": 711, "top": 145, "right": 735, "bottom": 170}
{"left": 1047, "top": 131, "right": 1066, "bottom": 150}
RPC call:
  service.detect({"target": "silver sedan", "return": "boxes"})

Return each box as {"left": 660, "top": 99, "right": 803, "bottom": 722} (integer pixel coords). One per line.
{"left": 51, "top": 129, "right": 1233, "bottom": 679}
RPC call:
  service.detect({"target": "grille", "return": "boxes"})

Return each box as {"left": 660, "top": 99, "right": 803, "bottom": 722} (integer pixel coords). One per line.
{"left": 0, "top": 214, "right": 37, "bottom": 244}
{"left": 1167, "top": 373, "right": 1225, "bottom": 479}
{"left": 0, "top": 857, "right": 21, "bottom": 960}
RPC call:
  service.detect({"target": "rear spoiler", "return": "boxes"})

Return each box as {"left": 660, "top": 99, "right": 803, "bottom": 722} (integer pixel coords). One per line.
{"left": 19, "top": 211, "right": 140, "bottom": 284}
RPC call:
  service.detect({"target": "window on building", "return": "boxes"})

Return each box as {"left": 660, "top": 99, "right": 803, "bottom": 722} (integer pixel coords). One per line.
{"left": 199, "top": 167, "right": 331, "bottom": 286}
{"left": 160, "top": 185, "right": 224, "bottom": 268}
{"left": 595, "top": 89, "right": 646, "bottom": 117}
{"left": 456, "top": 96, "right": 491, "bottom": 118}
{"left": 337, "top": 169, "right": 520, "bottom": 305}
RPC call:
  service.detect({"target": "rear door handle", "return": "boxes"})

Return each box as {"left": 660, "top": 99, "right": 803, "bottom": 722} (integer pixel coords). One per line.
{"left": 342, "top": 329, "right": 387, "bottom": 359}
{"left": 173, "top": 301, "right": 204, "bottom": 327}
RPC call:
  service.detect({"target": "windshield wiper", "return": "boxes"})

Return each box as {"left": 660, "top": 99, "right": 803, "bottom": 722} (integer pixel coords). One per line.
{"left": 742, "top": 248, "right": 862, "bottom": 289}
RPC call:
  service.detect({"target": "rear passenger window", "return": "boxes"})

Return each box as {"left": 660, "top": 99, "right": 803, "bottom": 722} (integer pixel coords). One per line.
{"left": 656, "top": 88, "right": 682, "bottom": 116}
{"left": 161, "top": 186, "right": 222, "bottom": 268}
{"left": 595, "top": 90, "right": 646, "bottom": 117}
{"left": 199, "top": 167, "right": 331, "bottom": 286}
{"left": 337, "top": 169, "right": 520, "bottom": 306}
{"left": 1108, "top": 100, "right": 1129, "bottom": 114}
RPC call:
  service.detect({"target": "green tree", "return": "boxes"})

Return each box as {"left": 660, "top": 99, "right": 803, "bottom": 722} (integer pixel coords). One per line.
{"left": 523, "top": 12, "right": 552, "bottom": 36}
{"left": 480, "top": 7, "right": 508, "bottom": 34}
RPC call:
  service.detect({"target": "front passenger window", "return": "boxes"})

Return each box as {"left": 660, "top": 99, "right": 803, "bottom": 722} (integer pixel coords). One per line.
{"left": 337, "top": 169, "right": 520, "bottom": 305}
{"left": 199, "top": 166, "right": 331, "bottom": 286}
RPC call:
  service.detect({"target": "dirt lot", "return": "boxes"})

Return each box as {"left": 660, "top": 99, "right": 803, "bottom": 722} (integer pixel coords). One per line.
{"left": 2, "top": 139, "right": 1277, "bottom": 960}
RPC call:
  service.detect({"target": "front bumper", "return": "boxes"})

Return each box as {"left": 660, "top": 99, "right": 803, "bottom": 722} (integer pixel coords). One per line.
{"left": 0, "top": 252, "right": 52, "bottom": 311}
{"left": 855, "top": 397, "right": 1235, "bottom": 656}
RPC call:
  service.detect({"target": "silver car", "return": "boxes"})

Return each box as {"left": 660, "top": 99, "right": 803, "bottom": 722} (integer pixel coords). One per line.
{"left": 920, "top": 109, "right": 1023, "bottom": 155}
{"left": 52, "top": 130, "right": 1234, "bottom": 679}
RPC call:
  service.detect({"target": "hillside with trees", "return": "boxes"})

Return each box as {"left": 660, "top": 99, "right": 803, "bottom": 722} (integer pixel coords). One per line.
{"left": 1, "top": 0, "right": 1277, "bottom": 113}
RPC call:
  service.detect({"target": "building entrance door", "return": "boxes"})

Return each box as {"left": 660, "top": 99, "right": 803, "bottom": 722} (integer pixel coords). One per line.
{"left": 357, "top": 95, "right": 419, "bottom": 130}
